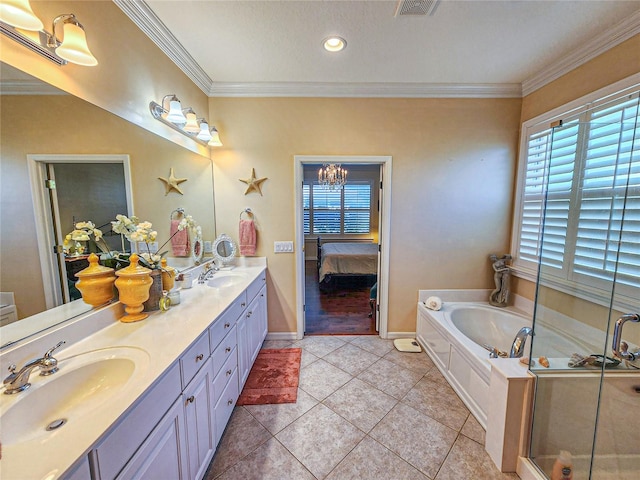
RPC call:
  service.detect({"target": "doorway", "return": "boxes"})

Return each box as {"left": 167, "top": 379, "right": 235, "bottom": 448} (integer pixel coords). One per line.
{"left": 294, "top": 155, "right": 392, "bottom": 340}
{"left": 28, "top": 154, "right": 133, "bottom": 308}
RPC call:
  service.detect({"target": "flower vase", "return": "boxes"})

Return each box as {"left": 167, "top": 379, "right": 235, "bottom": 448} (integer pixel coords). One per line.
{"left": 75, "top": 253, "right": 115, "bottom": 307}
{"left": 143, "top": 269, "right": 163, "bottom": 312}
{"left": 160, "top": 258, "right": 176, "bottom": 291}
{"left": 115, "top": 253, "right": 153, "bottom": 322}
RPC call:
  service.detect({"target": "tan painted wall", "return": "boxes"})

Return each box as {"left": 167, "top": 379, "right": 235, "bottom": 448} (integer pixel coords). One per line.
{"left": 0, "top": 95, "right": 214, "bottom": 319}
{"left": 209, "top": 97, "right": 522, "bottom": 334}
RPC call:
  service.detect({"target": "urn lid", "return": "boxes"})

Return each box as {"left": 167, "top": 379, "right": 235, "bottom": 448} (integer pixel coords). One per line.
{"left": 75, "top": 253, "right": 114, "bottom": 278}
{"left": 115, "top": 253, "right": 152, "bottom": 277}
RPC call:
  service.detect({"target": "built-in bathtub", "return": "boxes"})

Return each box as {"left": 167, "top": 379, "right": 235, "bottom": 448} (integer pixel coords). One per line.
{"left": 417, "top": 299, "right": 526, "bottom": 427}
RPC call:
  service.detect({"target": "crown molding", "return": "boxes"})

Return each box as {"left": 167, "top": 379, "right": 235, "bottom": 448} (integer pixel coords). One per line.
{"left": 208, "top": 82, "right": 523, "bottom": 98}
{"left": 0, "top": 80, "right": 67, "bottom": 95}
{"left": 522, "top": 9, "right": 640, "bottom": 97}
{"left": 113, "top": 0, "right": 213, "bottom": 95}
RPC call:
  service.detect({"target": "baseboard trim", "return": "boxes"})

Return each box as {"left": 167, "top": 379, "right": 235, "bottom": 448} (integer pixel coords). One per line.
{"left": 385, "top": 331, "right": 417, "bottom": 340}
{"left": 265, "top": 332, "right": 299, "bottom": 341}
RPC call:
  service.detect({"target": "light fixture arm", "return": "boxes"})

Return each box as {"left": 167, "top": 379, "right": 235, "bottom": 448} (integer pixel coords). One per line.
{"left": 47, "top": 13, "right": 81, "bottom": 48}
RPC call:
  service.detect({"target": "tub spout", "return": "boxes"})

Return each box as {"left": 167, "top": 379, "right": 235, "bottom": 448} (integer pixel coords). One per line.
{"left": 509, "top": 327, "right": 532, "bottom": 358}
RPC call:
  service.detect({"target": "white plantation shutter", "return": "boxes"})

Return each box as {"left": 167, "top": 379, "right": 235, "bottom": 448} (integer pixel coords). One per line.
{"left": 305, "top": 182, "right": 372, "bottom": 235}
{"left": 515, "top": 89, "right": 640, "bottom": 300}
{"left": 572, "top": 94, "right": 640, "bottom": 288}
{"left": 343, "top": 184, "right": 371, "bottom": 233}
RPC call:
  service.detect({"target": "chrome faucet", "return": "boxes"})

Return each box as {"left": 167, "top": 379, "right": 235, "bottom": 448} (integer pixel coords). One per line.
{"left": 612, "top": 313, "right": 640, "bottom": 361}
{"left": 509, "top": 327, "right": 532, "bottom": 358}
{"left": 197, "top": 263, "right": 218, "bottom": 284}
{"left": 3, "top": 341, "right": 65, "bottom": 394}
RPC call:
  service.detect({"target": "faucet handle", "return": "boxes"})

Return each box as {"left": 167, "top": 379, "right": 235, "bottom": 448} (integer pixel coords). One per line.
{"left": 3, "top": 364, "right": 17, "bottom": 384}
{"left": 41, "top": 341, "right": 65, "bottom": 376}
{"left": 44, "top": 341, "right": 65, "bottom": 359}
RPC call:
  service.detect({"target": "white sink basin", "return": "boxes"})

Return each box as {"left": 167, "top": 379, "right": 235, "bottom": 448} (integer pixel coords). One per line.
{"left": 206, "top": 273, "right": 247, "bottom": 288}
{"left": 0, "top": 346, "right": 149, "bottom": 445}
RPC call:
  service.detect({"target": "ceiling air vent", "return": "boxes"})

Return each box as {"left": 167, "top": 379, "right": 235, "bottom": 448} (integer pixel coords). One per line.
{"left": 394, "top": 0, "right": 440, "bottom": 16}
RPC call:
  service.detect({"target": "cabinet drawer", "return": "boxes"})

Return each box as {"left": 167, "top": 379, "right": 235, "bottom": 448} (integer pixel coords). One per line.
{"left": 209, "top": 294, "right": 245, "bottom": 353}
{"left": 214, "top": 368, "right": 239, "bottom": 447}
{"left": 212, "top": 347, "right": 237, "bottom": 405}
{"left": 180, "top": 333, "right": 210, "bottom": 389}
{"left": 246, "top": 272, "right": 266, "bottom": 302}
{"left": 212, "top": 325, "right": 236, "bottom": 374}
{"left": 92, "top": 363, "right": 181, "bottom": 480}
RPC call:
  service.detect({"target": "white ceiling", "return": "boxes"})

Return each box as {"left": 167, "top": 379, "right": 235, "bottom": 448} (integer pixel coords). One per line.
{"left": 125, "top": 0, "right": 640, "bottom": 97}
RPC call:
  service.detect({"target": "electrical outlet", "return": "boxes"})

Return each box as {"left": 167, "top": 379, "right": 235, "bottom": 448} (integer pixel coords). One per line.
{"left": 204, "top": 241, "right": 212, "bottom": 253}
{"left": 274, "top": 241, "right": 294, "bottom": 253}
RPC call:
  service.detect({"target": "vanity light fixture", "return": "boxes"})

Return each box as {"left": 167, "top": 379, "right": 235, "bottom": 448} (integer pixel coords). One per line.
{"left": 323, "top": 36, "right": 346, "bottom": 52}
{"left": 0, "top": 1, "right": 98, "bottom": 66}
{"left": 150, "top": 95, "right": 223, "bottom": 147}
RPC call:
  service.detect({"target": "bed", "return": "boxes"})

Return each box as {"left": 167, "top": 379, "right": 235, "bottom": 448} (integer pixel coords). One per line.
{"left": 317, "top": 238, "right": 378, "bottom": 290}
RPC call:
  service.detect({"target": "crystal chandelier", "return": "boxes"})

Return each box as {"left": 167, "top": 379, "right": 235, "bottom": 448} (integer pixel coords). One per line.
{"left": 318, "top": 163, "right": 347, "bottom": 190}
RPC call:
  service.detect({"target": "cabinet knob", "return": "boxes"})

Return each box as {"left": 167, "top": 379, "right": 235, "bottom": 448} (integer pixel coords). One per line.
{"left": 227, "top": 399, "right": 233, "bottom": 406}
{"left": 226, "top": 369, "right": 232, "bottom": 376}
{"left": 186, "top": 395, "right": 195, "bottom": 404}
{"left": 261, "top": 294, "right": 264, "bottom": 297}
{"left": 225, "top": 346, "right": 231, "bottom": 353}
{"left": 224, "top": 322, "right": 230, "bottom": 328}
{"left": 195, "top": 353, "right": 204, "bottom": 361}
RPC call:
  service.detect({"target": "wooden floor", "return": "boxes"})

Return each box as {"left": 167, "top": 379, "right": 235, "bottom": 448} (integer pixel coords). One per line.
{"left": 304, "top": 261, "right": 377, "bottom": 335}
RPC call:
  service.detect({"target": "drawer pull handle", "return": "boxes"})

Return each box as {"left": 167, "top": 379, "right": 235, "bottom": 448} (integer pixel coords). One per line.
{"left": 225, "top": 347, "right": 231, "bottom": 353}
{"left": 224, "top": 322, "right": 230, "bottom": 328}
{"left": 241, "top": 302, "right": 246, "bottom": 307}
{"left": 226, "top": 369, "right": 232, "bottom": 376}
{"left": 195, "top": 353, "right": 204, "bottom": 361}
{"left": 247, "top": 312, "right": 252, "bottom": 318}
{"left": 227, "top": 399, "right": 233, "bottom": 406}
{"left": 186, "top": 395, "right": 195, "bottom": 404}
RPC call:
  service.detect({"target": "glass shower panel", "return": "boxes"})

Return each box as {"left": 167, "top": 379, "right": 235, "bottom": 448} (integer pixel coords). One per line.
{"left": 528, "top": 121, "right": 615, "bottom": 479}
{"left": 528, "top": 89, "right": 640, "bottom": 480}
{"left": 591, "top": 97, "right": 640, "bottom": 479}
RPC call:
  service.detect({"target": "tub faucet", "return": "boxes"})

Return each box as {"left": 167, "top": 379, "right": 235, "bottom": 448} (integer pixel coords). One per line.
{"left": 612, "top": 313, "right": 640, "bottom": 361}
{"left": 3, "top": 341, "right": 65, "bottom": 394}
{"left": 509, "top": 327, "right": 532, "bottom": 358}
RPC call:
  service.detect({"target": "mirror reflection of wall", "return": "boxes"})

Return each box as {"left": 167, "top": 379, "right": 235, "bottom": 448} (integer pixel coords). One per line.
{"left": 0, "top": 63, "right": 216, "bottom": 345}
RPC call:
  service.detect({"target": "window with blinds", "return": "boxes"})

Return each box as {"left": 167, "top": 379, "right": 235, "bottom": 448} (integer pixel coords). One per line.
{"left": 514, "top": 90, "right": 640, "bottom": 300}
{"left": 303, "top": 182, "right": 372, "bottom": 235}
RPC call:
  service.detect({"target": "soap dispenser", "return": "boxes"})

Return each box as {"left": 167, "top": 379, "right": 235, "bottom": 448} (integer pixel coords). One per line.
{"left": 551, "top": 450, "right": 573, "bottom": 480}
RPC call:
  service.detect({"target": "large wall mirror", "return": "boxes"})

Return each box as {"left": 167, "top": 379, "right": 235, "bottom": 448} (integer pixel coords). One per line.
{"left": 0, "top": 62, "right": 216, "bottom": 348}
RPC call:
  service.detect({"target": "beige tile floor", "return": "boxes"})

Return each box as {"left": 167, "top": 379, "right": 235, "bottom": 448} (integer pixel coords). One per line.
{"left": 205, "top": 335, "right": 520, "bottom": 480}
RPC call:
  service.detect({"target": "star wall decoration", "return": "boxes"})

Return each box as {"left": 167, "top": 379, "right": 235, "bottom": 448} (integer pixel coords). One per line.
{"left": 158, "top": 168, "right": 188, "bottom": 195}
{"left": 239, "top": 168, "right": 268, "bottom": 196}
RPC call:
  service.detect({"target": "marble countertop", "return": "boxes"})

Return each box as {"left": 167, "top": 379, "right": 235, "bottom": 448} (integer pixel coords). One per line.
{"left": 0, "top": 259, "right": 266, "bottom": 480}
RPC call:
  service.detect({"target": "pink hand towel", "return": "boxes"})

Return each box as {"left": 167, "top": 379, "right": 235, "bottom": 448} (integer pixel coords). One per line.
{"left": 239, "top": 219, "right": 256, "bottom": 256}
{"left": 170, "top": 219, "right": 190, "bottom": 256}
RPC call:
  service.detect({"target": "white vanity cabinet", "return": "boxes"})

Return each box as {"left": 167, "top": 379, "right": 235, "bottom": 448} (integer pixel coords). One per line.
{"left": 56, "top": 266, "right": 268, "bottom": 480}
{"left": 237, "top": 276, "right": 267, "bottom": 389}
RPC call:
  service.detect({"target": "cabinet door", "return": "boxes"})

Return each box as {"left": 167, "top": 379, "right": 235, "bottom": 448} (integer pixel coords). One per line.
{"left": 236, "top": 313, "right": 250, "bottom": 388}
{"left": 116, "top": 398, "right": 188, "bottom": 480}
{"left": 247, "top": 296, "right": 263, "bottom": 365}
{"left": 183, "top": 358, "right": 215, "bottom": 480}
{"left": 258, "top": 286, "right": 268, "bottom": 346}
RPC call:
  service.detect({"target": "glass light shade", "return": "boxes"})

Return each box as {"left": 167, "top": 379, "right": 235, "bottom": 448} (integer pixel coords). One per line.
{"left": 183, "top": 112, "right": 200, "bottom": 133}
{"left": 166, "top": 100, "right": 186, "bottom": 124}
{"left": 197, "top": 122, "right": 212, "bottom": 141}
{"left": 55, "top": 22, "right": 98, "bottom": 66}
{"left": 0, "top": 0, "right": 43, "bottom": 31}
{"left": 208, "top": 128, "right": 223, "bottom": 147}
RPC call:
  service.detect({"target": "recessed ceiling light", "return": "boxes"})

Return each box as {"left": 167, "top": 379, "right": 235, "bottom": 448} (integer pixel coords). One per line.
{"left": 323, "top": 36, "right": 346, "bottom": 52}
